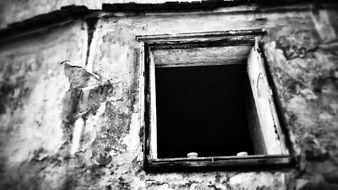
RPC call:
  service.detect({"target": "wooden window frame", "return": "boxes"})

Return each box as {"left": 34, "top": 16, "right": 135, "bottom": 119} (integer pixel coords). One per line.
{"left": 136, "top": 29, "right": 294, "bottom": 171}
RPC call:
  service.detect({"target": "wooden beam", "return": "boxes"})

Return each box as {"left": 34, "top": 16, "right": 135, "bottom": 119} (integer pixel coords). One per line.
{"left": 246, "top": 38, "right": 289, "bottom": 155}
{"left": 153, "top": 45, "right": 250, "bottom": 67}
{"left": 147, "top": 155, "right": 293, "bottom": 171}
{"left": 149, "top": 49, "right": 158, "bottom": 159}
{"left": 136, "top": 29, "right": 266, "bottom": 42}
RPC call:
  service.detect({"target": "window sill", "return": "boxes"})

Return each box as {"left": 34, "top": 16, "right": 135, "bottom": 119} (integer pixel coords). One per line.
{"left": 146, "top": 155, "right": 294, "bottom": 172}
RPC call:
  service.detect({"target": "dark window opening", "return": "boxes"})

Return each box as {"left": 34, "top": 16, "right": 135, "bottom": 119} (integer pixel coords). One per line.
{"left": 156, "top": 64, "right": 254, "bottom": 158}
{"left": 138, "top": 31, "right": 292, "bottom": 170}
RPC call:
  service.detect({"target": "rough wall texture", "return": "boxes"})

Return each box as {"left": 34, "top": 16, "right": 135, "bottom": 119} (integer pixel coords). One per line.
{"left": 0, "top": 0, "right": 218, "bottom": 29}
{"left": 0, "top": 3, "right": 337, "bottom": 190}
{"left": 0, "top": 20, "right": 89, "bottom": 189}
{"left": 264, "top": 9, "right": 338, "bottom": 189}
{"left": 0, "top": 0, "right": 331, "bottom": 29}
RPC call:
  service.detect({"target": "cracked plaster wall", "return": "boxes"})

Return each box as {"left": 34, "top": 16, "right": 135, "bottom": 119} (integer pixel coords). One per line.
{"left": 0, "top": 5, "right": 338, "bottom": 190}
{"left": 0, "top": 0, "right": 215, "bottom": 29}
{"left": 0, "top": 1, "right": 330, "bottom": 30}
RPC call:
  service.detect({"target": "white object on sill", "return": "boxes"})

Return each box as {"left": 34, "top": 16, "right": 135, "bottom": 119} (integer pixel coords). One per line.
{"left": 187, "top": 152, "right": 198, "bottom": 158}
{"left": 236, "top": 152, "right": 248, "bottom": 156}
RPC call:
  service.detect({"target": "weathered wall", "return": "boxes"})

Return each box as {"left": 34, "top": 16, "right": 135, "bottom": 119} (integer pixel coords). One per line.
{"left": 264, "top": 9, "right": 338, "bottom": 189}
{"left": 0, "top": 20, "right": 89, "bottom": 189}
{"left": 0, "top": 4, "right": 337, "bottom": 190}
{"left": 0, "top": 0, "right": 217, "bottom": 29}
{"left": 0, "top": 0, "right": 330, "bottom": 29}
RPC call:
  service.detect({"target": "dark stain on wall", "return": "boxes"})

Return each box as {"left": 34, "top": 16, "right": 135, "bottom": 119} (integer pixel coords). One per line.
{"left": 275, "top": 30, "right": 319, "bottom": 60}
{"left": 85, "top": 16, "right": 99, "bottom": 66}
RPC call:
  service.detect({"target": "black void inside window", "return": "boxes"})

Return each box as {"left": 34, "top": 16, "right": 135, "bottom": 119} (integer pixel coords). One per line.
{"left": 156, "top": 64, "right": 254, "bottom": 159}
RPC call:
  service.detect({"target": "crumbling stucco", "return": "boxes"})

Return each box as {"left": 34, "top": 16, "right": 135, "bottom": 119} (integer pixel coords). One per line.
{"left": 264, "top": 10, "right": 338, "bottom": 189}
{"left": 0, "top": 0, "right": 223, "bottom": 30}
{"left": 0, "top": 3, "right": 337, "bottom": 190}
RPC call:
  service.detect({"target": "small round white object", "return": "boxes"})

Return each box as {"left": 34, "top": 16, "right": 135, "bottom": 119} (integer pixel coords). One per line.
{"left": 236, "top": 152, "right": 248, "bottom": 156}
{"left": 187, "top": 152, "right": 198, "bottom": 158}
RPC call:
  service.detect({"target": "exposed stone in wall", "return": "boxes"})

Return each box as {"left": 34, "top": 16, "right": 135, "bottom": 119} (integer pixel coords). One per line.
{"left": 0, "top": 4, "right": 338, "bottom": 190}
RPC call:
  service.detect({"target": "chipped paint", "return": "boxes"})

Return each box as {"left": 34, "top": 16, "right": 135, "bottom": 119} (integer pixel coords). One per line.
{"left": 0, "top": 3, "right": 338, "bottom": 190}
{"left": 70, "top": 117, "right": 85, "bottom": 155}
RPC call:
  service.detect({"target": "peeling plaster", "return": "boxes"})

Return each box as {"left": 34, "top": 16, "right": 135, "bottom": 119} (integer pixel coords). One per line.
{"left": 0, "top": 4, "right": 338, "bottom": 190}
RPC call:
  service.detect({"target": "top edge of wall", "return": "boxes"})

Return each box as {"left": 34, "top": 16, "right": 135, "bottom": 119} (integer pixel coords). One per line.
{"left": 0, "top": 1, "right": 337, "bottom": 42}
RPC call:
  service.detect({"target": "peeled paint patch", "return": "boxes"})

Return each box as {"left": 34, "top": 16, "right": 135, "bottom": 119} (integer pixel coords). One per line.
{"left": 122, "top": 113, "right": 141, "bottom": 153}
{"left": 286, "top": 95, "right": 317, "bottom": 128}
{"left": 70, "top": 117, "right": 84, "bottom": 155}
{"left": 264, "top": 41, "right": 287, "bottom": 68}
{"left": 81, "top": 102, "right": 107, "bottom": 151}
{"left": 311, "top": 10, "right": 337, "bottom": 43}
{"left": 229, "top": 172, "right": 275, "bottom": 190}
{"left": 38, "top": 164, "right": 67, "bottom": 190}
{"left": 147, "top": 172, "right": 221, "bottom": 188}
{"left": 95, "top": 41, "right": 131, "bottom": 82}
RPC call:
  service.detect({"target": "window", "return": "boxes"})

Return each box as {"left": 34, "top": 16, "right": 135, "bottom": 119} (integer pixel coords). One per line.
{"left": 156, "top": 64, "right": 253, "bottom": 158}
{"left": 137, "top": 29, "right": 293, "bottom": 171}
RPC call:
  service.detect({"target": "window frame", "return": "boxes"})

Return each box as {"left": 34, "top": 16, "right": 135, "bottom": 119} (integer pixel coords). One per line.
{"left": 136, "top": 29, "right": 294, "bottom": 171}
